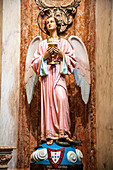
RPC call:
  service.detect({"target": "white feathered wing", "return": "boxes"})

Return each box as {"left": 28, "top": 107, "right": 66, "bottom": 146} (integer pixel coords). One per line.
{"left": 25, "top": 36, "right": 42, "bottom": 104}
{"left": 68, "top": 36, "right": 90, "bottom": 104}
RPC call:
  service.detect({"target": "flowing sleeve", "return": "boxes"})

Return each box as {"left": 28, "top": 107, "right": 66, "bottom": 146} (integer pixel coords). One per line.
{"left": 31, "top": 41, "right": 48, "bottom": 76}
{"left": 60, "top": 39, "right": 77, "bottom": 75}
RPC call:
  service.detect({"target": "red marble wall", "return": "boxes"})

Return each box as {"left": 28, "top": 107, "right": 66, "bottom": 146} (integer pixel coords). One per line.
{"left": 17, "top": 0, "right": 96, "bottom": 169}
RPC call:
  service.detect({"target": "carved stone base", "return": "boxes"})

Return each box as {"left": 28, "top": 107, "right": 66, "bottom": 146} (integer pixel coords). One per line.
{"left": 0, "top": 146, "right": 16, "bottom": 170}
{"left": 30, "top": 163, "right": 83, "bottom": 170}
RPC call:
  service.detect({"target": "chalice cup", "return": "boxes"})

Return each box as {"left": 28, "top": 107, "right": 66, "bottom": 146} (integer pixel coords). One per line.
{"left": 48, "top": 43, "right": 60, "bottom": 65}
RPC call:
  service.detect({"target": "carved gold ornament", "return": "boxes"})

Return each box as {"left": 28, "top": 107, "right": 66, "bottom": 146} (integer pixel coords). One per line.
{"left": 35, "top": 0, "right": 81, "bottom": 34}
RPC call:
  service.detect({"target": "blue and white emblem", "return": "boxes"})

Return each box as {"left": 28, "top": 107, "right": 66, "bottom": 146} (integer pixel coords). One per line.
{"left": 51, "top": 151, "right": 61, "bottom": 163}
{"left": 47, "top": 148, "right": 65, "bottom": 168}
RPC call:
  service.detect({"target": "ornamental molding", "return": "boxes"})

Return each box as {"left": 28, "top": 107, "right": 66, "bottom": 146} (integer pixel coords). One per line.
{"left": 35, "top": 0, "right": 81, "bottom": 33}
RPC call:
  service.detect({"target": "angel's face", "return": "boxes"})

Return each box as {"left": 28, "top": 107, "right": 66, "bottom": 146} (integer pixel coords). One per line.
{"left": 46, "top": 17, "right": 57, "bottom": 32}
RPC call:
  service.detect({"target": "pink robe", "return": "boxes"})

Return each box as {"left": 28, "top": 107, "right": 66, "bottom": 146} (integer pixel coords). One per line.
{"left": 31, "top": 38, "right": 76, "bottom": 141}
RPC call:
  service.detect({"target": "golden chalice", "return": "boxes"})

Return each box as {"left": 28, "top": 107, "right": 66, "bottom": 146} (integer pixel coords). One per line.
{"left": 47, "top": 43, "right": 60, "bottom": 65}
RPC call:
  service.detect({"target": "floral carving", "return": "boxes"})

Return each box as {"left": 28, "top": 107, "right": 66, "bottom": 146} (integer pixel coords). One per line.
{"left": 35, "top": 0, "right": 81, "bottom": 33}
{"left": 0, "top": 154, "right": 12, "bottom": 165}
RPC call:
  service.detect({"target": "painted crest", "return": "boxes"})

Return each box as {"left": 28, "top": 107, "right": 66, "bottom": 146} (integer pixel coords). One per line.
{"left": 47, "top": 148, "right": 65, "bottom": 168}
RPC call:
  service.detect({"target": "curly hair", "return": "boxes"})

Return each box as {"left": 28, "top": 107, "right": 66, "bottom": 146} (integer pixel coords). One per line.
{"left": 44, "top": 16, "right": 61, "bottom": 36}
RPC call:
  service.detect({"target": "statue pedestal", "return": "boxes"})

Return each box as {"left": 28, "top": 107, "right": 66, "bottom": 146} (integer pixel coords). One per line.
{"left": 31, "top": 142, "right": 83, "bottom": 170}
{"left": 30, "top": 163, "right": 83, "bottom": 170}
{"left": 0, "top": 146, "right": 16, "bottom": 170}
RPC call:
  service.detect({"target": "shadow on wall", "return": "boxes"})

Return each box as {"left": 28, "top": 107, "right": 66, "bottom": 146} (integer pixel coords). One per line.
{"left": 67, "top": 74, "right": 91, "bottom": 138}
{"left": 25, "top": 80, "right": 41, "bottom": 144}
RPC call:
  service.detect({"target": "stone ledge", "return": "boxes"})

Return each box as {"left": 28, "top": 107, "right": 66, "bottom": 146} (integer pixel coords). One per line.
{"left": 0, "top": 146, "right": 16, "bottom": 170}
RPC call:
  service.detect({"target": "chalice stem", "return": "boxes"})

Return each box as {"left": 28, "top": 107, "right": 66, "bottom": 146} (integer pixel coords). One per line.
{"left": 52, "top": 54, "right": 54, "bottom": 62}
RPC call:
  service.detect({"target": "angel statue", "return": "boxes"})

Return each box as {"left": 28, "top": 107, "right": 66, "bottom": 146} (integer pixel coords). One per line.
{"left": 25, "top": 15, "right": 90, "bottom": 146}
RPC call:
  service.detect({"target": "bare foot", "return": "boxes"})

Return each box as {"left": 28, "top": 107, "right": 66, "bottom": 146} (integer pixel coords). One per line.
{"left": 47, "top": 139, "right": 53, "bottom": 145}
{"left": 66, "top": 137, "right": 73, "bottom": 142}
{"left": 66, "top": 137, "right": 82, "bottom": 145}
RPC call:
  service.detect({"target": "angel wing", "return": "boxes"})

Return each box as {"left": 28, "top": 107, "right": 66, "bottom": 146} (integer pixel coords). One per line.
{"left": 68, "top": 36, "right": 90, "bottom": 104}
{"left": 25, "top": 36, "right": 42, "bottom": 104}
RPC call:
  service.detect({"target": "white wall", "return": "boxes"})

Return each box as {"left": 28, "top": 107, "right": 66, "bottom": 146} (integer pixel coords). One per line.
{"left": 0, "top": 0, "right": 3, "bottom": 112}
{"left": 0, "top": 0, "right": 20, "bottom": 168}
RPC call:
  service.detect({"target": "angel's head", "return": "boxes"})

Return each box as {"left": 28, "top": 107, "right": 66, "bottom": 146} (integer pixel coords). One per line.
{"left": 44, "top": 16, "right": 61, "bottom": 36}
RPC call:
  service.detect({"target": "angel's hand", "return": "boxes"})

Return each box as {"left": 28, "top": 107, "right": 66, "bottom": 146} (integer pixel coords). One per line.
{"left": 53, "top": 47, "right": 64, "bottom": 59}
{"left": 43, "top": 47, "right": 52, "bottom": 61}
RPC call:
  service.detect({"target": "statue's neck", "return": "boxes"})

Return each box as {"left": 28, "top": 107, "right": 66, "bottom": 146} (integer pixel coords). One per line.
{"left": 49, "top": 29, "right": 58, "bottom": 40}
